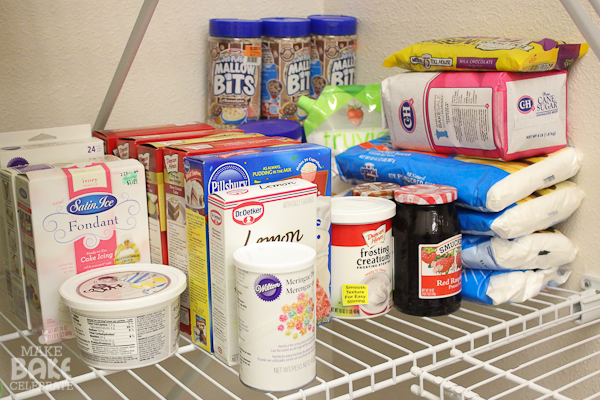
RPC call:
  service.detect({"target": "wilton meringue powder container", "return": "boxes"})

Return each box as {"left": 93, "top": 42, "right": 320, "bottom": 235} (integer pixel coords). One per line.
{"left": 234, "top": 242, "right": 316, "bottom": 392}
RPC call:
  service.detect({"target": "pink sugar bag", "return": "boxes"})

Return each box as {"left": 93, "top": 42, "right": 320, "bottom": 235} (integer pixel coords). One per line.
{"left": 381, "top": 70, "right": 567, "bottom": 160}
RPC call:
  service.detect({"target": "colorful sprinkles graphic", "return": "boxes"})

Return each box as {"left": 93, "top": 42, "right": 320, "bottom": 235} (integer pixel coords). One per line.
{"left": 278, "top": 292, "right": 315, "bottom": 339}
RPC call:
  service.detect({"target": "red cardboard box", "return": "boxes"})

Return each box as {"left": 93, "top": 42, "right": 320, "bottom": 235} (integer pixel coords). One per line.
{"left": 163, "top": 136, "right": 300, "bottom": 334}
{"left": 94, "top": 122, "right": 214, "bottom": 156}
{"left": 116, "top": 129, "right": 243, "bottom": 160}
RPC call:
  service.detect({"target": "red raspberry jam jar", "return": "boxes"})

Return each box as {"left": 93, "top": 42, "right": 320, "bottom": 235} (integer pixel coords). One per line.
{"left": 393, "top": 184, "right": 462, "bottom": 316}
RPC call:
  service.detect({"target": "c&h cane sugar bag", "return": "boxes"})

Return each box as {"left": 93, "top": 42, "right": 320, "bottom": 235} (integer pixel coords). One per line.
{"left": 381, "top": 70, "right": 568, "bottom": 160}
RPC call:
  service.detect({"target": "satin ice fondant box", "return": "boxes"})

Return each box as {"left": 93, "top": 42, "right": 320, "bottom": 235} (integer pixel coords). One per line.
{"left": 15, "top": 158, "right": 150, "bottom": 344}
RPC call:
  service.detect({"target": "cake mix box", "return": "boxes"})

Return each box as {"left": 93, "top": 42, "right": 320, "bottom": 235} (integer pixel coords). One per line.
{"left": 0, "top": 124, "right": 91, "bottom": 155}
{"left": 0, "top": 133, "right": 102, "bottom": 168}
{"left": 94, "top": 122, "right": 214, "bottom": 156}
{"left": 208, "top": 179, "right": 317, "bottom": 365}
{"left": 184, "top": 143, "right": 332, "bottom": 355}
{"left": 136, "top": 131, "right": 258, "bottom": 265}
{"left": 163, "top": 136, "right": 300, "bottom": 335}
{"left": 116, "top": 129, "right": 242, "bottom": 160}
{"left": 15, "top": 158, "right": 150, "bottom": 343}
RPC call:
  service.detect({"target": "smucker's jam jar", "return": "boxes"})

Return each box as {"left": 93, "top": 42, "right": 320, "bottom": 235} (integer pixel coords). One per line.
{"left": 393, "top": 185, "right": 462, "bottom": 316}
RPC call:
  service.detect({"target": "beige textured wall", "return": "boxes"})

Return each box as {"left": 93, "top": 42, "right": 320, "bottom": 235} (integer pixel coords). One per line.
{"left": 0, "top": 0, "right": 323, "bottom": 131}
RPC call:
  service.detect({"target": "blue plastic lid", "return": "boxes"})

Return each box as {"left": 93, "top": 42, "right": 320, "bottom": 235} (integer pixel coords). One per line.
{"left": 209, "top": 19, "right": 263, "bottom": 38}
{"left": 261, "top": 18, "right": 311, "bottom": 38}
{"left": 237, "top": 120, "right": 304, "bottom": 141}
{"left": 307, "top": 15, "right": 357, "bottom": 36}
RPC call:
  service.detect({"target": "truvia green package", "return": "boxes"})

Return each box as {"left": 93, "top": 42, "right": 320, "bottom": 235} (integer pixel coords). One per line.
{"left": 298, "top": 84, "right": 388, "bottom": 159}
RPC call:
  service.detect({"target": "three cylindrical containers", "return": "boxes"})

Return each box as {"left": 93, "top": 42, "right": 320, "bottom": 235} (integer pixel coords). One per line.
{"left": 207, "top": 16, "right": 357, "bottom": 128}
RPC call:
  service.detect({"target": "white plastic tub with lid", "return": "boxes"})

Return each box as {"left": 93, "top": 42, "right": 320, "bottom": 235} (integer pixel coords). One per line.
{"left": 331, "top": 197, "right": 396, "bottom": 319}
{"left": 59, "top": 264, "right": 186, "bottom": 370}
{"left": 234, "top": 242, "right": 317, "bottom": 392}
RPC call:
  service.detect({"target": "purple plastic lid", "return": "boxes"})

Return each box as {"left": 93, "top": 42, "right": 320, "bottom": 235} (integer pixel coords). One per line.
{"left": 308, "top": 15, "right": 357, "bottom": 36}
{"left": 237, "top": 120, "right": 304, "bottom": 141}
{"left": 261, "top": 18, "right": 311, "bottom": 38}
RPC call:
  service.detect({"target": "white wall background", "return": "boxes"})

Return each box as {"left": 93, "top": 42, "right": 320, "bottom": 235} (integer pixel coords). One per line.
{"left": 1, "top": 0, "right": 600, "bottom": 398}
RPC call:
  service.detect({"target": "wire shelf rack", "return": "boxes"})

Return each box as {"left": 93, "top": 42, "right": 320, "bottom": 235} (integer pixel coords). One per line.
{"left": 1, "top": 287, "right": 600, "bottom": 400}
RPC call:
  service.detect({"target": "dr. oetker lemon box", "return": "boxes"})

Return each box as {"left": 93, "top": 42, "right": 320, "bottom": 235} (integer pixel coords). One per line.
{"left": 15, "top": 158, "right": 150, "bottom": 344}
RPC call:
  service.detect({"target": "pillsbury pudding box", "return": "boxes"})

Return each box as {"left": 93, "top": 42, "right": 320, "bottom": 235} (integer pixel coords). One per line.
{"left": 162, "top": 136, "right": 299, "bottom": 337}
{"left": 184, "top": 143, "right": 332, "bottom": 357}
{"left": 125, "top": 130, "right": 248, "bottom": 265}
{"left": 14, "top": 158, "right": 150, "bottom": 344}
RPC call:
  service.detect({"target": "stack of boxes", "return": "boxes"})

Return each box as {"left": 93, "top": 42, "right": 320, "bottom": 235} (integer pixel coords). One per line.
{"left": 0, "top": 122, "right": 334, "bottom": 361}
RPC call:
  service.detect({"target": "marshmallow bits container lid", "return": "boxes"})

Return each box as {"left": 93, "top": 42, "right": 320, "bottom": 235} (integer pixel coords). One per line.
{"left": 209, "top": 19, "right": 263, "bottom": 38}
{"left": 261, "top": 18, "right": 311, "bottom": 38}
{"left": 307, "top": 15, "right": 357, "bottom": 36}
{"left": 234, "top": 242, "right": 316, "bottom": 274}
{"left": 60, "top": 264, "right": 187, "bottom": 313}
{"left": 332, "top": 197, "right": 396, "bottom": 225}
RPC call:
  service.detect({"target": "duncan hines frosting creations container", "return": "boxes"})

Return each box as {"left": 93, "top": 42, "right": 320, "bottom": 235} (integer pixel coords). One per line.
{"left": 60, "top": 264, "right": 186, "bottom": 369}
{"left": 15, "top": 158, "right": 150, "bottom": 344}
{"left": 208, "top": 19, "right": 263, "bottom": 128}
{"left": 234, "top": 242, "right": 317, "bottom": 392}
{"left": 381, "top": 70, "right": 568, "bottom": 160}
{"left": 330, "top": 197, "right": 395, "bottom": 318}
{"left": 261, "top": 18, "right": 311, "bottom": 121}
{"left": 207, "top": 179, "right": 317, "bottom": 366}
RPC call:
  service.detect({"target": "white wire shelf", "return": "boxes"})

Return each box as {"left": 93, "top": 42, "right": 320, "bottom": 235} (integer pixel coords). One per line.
{"left": 1, "top": 287, "right": 600, "bottom": 400}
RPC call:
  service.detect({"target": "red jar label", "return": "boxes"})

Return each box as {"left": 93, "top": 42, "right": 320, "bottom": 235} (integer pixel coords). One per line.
{"left": 419, "top": 234, "right": 462, "bottom": 298}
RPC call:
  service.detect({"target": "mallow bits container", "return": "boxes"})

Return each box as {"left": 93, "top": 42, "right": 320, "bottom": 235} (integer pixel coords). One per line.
{"left": 234, "top": 242, "right": 316, "bottom": 392}
{"left": 307, "top": 15, "right": 357, "bottom": 98}
{"left": 331, "top": 197, "right": 395, "bottom": 318}
{"left": 260, "top": 18, "right": 312, "bottom": 121}
{"left": 59, "top": 264, "right": 186, "bottom": 370}
{"left": 208, "top": 19, "right": 263, "bottom": 128}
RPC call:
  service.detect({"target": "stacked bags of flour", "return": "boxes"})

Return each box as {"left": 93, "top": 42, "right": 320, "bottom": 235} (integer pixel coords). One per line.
{"left": 335, "top": 37, "right": 589, "bottom": 305}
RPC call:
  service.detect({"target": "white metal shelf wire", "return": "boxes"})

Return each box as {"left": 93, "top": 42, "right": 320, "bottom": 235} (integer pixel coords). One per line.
{"left": 2, "top": 287, "right": 600, "bottom": 400}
